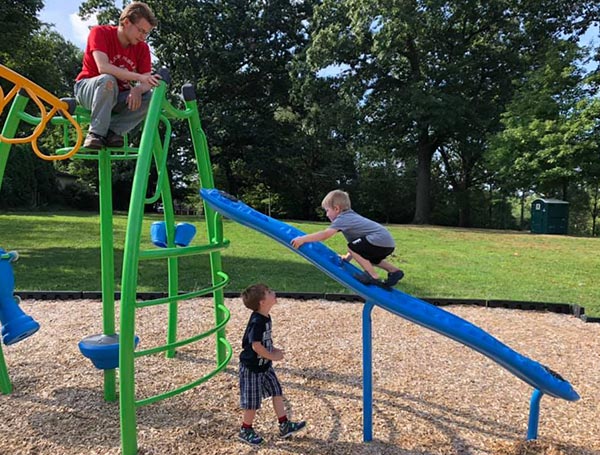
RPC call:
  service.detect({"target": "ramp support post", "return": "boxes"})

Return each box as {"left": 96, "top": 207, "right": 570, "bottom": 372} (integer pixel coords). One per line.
{"left": 362, "top": 301, "right": 375, "bottom": 442}
{"left": 527, "top": 389, "right": 543, "bottom": 440}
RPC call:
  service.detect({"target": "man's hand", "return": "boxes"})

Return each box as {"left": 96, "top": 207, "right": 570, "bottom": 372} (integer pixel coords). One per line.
{"left": 139, "top": 73, "right": 162, "bottom": 87}
{"left": 128, "top": 73, "right": 162, "bottom": 110}
{"left": 126, "top": 86, "right": 144, "bottom": 111}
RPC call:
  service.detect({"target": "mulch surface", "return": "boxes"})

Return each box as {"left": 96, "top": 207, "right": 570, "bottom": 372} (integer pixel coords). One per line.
{"left": 1, "top": 297, "right": 598, "bottom": 455}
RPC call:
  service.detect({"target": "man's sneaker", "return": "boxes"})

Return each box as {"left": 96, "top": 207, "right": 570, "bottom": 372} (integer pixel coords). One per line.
{"left": 238, "top": 427, "right": 264, "bottom": 445}
{"left": 279, "top": 420, "right": 306, "bottom": 438}
{"left": 106, "top": 130, "right": 124, "bottom": 148}
{"left": 385, "top": 270, "right": 404, "bottom": 287}
{"left": 83, "top": 132, "right": 105, "bottom": 149}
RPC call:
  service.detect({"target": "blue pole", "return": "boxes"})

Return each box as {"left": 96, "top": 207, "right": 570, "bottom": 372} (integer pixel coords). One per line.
{"left": 362, "top": 301, "right": 375, "bottom": 442}
{"left": 527, "top": 389, "right": 543, "bottom": 440}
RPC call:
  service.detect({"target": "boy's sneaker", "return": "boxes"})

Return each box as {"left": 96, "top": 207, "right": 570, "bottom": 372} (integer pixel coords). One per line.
{"left": 385, "top": 270, "right": 404, "bottom": 287}
{"left": 279, "top": 420, "right": 306, "bottom": 438}
{"left": 354, "top": 271, "right": 379, "bottom": 285}
{"left": 238, "top": 427, "right": 264, "bottom": 446}
{"left": 354, "top": 272, "right": 389, "bottom": 289}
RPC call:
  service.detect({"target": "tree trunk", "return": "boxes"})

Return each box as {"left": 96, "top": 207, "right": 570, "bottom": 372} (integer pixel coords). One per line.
{"left": 561, "top": 180, "right": 568, "bottom": 201}
{"left": 592, "top": 181, "right": 599, "bottom": 237}
{"left": 519, "top": 192, "right": 525, "bottom": 230}
{"left": 457, "top": 189, "right": 470, "bottom": 227}
{"left": 412, "top": 139, "right": 436, "bottom": 224}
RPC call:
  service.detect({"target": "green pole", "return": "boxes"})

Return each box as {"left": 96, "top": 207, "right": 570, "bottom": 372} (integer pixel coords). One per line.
{"left": 119, "top": 82, "right": 167, "bottom": 455}
{"left": 0, "top": 94, "right": 30, "bottom": 395}
{"left": 0, "top": 344, "right": 12, "bottom": 394}
{"left": 0, "top": 93, "right": 26, "bottom": 395}
{"left": 157, "top": 137, "right": 180, "bottom": 359}
{"left": 146, "top": 131, "right": 179, "bottom": 359}
{"left": 209, "top": 251, "right": 227, "bottom": 364}
{"left": 184, "top": 96, "right": 227, "bottom": 364}
{"left": 0, "top": 93, "right": 29, "bottom": 192}
{"left": 98, "top": 149, "right": 117, "bottom": 402}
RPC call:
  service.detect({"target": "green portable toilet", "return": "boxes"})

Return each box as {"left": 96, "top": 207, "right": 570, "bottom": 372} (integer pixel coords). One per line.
{"left": 531, "top": 198, "right": 569, "bottom": 234}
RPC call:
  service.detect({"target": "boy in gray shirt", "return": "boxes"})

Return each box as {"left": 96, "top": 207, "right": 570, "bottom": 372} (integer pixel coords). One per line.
{"left": 291, "top": 190, "right": 404, "bottom": 287}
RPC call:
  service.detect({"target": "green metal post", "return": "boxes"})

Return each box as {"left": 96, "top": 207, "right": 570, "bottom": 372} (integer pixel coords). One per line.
{"left": 119, "top": 82, "right": 167, "bottom": 455}
{"left": 184, "top": 98, "right": 227, "bottom": 364}
{"left": 0, "top": 344, "right": 12, "bottom": 394}
{"left": 209, "top": 251, "right": 226, "bottom": 364}
{"left": 0, "top": 94, "right": 29, "bottom": 395}
{"left": 0, "top": 93, "right": 29, "bottom": 192}
{"left": 147, "top": 132, "right": 180, "bottom": 359}
{"left": 98, "top": 149, "right": 117, "bottom": 402}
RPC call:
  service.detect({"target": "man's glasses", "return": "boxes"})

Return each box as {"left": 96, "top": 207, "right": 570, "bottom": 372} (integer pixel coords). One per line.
{"left": 133, "top": 23, "right": 152, "bottom": 37}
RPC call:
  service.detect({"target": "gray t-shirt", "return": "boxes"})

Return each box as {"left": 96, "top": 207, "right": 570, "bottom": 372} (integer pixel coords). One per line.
{"left": 330, "top": 210, "right": 395, "bottom": 248}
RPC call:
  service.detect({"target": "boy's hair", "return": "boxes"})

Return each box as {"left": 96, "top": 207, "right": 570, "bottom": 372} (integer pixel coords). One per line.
{"left": 322, "top": 190, "right": 351, "bottom": 211}
{"left": 241, "top": 283, "right": 271, "bottom": 311}
{"left": 120, "top": 2, "right": 158, "bottom": 27}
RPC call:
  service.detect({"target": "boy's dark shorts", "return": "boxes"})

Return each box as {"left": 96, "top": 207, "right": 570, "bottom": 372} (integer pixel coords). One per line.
{"left": 348, "top": 236, "right": 394, "bottom": 265}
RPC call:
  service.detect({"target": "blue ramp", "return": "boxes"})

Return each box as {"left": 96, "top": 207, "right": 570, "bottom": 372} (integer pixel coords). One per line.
{"left": 200, "top": 188, "right": 579, "bottom": 402}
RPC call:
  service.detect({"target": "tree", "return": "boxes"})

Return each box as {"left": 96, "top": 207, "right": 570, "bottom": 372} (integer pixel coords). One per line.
{"left": 489, "top": 41, "right": 585, "bottom": 198}
{"left": 488, "top": 39, "right": 600, "bottom": 234}
{"left": 1, "top": 3, "right": 84, "bottom": 209}
{"left": 306, "top": 0, "right": 600, "bottom": 224}
{"left": 78, "top": 0, "right": 325, "bottom": 215}
{"left": 0, "top": 0, "right": 43, "bottom": 70}
{"left": 153, "top": 0, "right": 315, "bottom": 200}
{"left": 25, "top": 27, "right": 83, "bottom": 97}
{"left": 563, "top": 98, "right": 600, "bottom": 235}
{"left": 281, "top": 58, "right": 359, "bottom": 219}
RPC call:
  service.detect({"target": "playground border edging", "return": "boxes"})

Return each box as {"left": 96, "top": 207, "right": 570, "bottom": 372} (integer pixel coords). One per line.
{"left": 13, "top": 290, "right": 598, "bottom": 323}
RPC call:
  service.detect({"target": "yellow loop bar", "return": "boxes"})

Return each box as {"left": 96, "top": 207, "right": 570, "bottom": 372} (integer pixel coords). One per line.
{"left": 0, "top": 64, "right": 83, "bottom": 160}
{"left": 0, "top": 85, "right": 19, "bottom": 113}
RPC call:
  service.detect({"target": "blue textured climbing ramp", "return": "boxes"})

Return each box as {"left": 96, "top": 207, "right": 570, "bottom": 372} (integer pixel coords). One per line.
{"left": 200, "top": 188, "right": 579, "bottom": 402}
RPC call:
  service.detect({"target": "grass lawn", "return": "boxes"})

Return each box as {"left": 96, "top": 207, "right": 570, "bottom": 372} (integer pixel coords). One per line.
{"left": 0, "top": 211, "right": 598, "bottom": 316}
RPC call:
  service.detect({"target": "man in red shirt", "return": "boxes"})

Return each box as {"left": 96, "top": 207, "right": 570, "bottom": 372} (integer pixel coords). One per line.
{"left": 75, "top": 2, "right": 161, "bottom": 149}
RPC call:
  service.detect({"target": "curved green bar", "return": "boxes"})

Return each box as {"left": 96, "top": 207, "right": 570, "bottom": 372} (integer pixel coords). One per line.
{"left": 135, "top": 336, "right": 233, "bottom": 407}
{"left": 0, "top": 72, "right": 232, "bottom": 455}
{"left": 118, "top": 80, "right": 231, "bottom": 455}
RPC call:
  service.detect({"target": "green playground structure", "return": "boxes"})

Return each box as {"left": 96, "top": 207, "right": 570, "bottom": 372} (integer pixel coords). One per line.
{"left": 0, "top": 64, "right": 232, "bottom": 455}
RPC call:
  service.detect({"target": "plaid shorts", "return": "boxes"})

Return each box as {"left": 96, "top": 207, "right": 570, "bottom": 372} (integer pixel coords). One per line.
{"left": 239, "top": 363, "right": 283, "bottom": 410}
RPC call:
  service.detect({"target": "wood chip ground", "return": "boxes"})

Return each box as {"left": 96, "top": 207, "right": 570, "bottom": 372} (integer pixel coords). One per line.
{"left": 1, "top": 298, "right": 598, "bottom": 455}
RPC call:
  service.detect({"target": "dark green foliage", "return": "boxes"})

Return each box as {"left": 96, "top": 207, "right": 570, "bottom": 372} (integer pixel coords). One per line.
{"left": 4, "top": 0, "right": 600, "bottom": 234}
{"left": 0, "top": 145, "right": 60, "bottom": 209}
{"left": 306, "top": 0, "right": 600, "bottom": 225}
{"left": 0, "top": 0, "right": 43, "bottom": 68}
{"left": 146, "top": 0, "right": 315, "bottom": 200}
{"left": 60, "top": 181, "right": 99, "bottom": 211}
{"left": 0, "top": 2, "right": 83, "bottom": 209}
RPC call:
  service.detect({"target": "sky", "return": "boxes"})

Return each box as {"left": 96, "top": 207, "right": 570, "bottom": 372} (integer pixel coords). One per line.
{"left": 39, "top": 0, "right": 97, "bottom": 49}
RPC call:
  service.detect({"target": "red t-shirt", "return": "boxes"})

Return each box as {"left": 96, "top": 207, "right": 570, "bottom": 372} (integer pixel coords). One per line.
{"left": 76, "top": 25, "right": 152, "bottom": 92}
